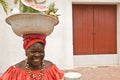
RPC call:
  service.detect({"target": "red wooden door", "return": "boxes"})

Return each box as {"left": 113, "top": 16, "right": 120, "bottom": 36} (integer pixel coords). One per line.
{"left": 94, "top": 5, "right": 116, "bottom": 54}
{"left": 73, "top": 5, "right": 116, "bottom": 55}
{"left": 73, "top": 5, "right": 94, "bottom": 55}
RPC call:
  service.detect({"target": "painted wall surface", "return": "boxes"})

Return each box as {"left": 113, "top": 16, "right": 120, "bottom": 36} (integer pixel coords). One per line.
{"left": 117, "top": 4, "right": 120, "bottom": 66}
{"left": 73, "top": 0, "right": 120, "bottom": 3}
{"left": 0, "top": 5, "right": 26, "bottom": 73}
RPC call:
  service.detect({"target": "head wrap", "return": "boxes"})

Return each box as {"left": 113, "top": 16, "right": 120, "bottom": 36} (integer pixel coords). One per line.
{"left": 23, "top": 34, "right": 46, "bottom": 50}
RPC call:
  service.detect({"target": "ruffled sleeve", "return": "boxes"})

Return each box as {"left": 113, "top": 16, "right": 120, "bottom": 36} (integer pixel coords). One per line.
{"left": 43, "top": 64, "right": 64, "bottom": 80}
{"left": 0, "top": 66, "right": 17, "bottom": 80}
{"left": 0, "top": 66, "right": 29, "bottom": 80}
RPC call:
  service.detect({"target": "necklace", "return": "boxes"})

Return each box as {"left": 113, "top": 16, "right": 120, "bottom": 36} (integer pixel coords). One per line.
{"left": 25, "top": 60, "right": 45, "bottom": 80}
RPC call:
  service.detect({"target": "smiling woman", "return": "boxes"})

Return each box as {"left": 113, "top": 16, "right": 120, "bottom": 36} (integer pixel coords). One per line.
{"left": 0, "top": 34, "right": 64, "bottom": 80}
{"left": 0, "top": 0, "right": 64, "bottom": 79}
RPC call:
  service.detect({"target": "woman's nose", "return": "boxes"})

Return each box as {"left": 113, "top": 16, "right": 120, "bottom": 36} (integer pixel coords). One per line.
{"left": 34, "top": 52, "right": 40, "bottom": 56}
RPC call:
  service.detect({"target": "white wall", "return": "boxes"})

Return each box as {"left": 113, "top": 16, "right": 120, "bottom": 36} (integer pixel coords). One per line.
{"left": 45, "top": 0, "right": 73, "bottom": 69}
{"left": 0, "top": 5, "right": 26, "bottom": 73}
{"left": 117, "top": 4, "right": 120, "bottom": 65}
{"left": 73, "top": 0, "right": 120, "bottom": 4}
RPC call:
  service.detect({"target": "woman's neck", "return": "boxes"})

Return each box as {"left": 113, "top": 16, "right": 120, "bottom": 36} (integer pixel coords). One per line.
{"left": 26, "top": 61, "right": 45, "bottom": 70}
{"left": 28, "top": 64, "right": 42, "bottom": 70}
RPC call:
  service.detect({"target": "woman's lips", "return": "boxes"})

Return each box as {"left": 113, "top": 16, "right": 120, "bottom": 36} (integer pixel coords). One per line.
{"left": 33, "top": 58, "right": 40, "bottom": 62}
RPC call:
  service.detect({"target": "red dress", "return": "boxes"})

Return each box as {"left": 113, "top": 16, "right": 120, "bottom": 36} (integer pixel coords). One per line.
{"left": 0, "top": 64, "right": 64, "bottom": 80}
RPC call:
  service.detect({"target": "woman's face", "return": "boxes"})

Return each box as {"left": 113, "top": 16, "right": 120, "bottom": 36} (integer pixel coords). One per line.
{"left": 26, "top": 42, "right": 45, "bottom": 67}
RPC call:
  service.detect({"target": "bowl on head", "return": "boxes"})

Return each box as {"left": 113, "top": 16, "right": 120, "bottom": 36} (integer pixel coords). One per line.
{"left": 6, "top": 13, "right": 59, "bottom": 37}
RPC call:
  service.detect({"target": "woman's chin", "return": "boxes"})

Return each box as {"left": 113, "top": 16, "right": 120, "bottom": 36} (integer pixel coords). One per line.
{"left": 32, "top": 61, "right": 41, "bottom": 66}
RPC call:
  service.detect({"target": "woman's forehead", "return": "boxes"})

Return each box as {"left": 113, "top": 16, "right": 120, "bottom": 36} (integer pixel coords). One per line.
{"left": 28, "top": 43, "right": 44, "bottom": 50}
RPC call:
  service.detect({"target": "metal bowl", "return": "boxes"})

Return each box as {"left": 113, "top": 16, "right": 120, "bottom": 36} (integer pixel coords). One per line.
{"left": 6, "top": 13, "right": 59, "bottom": 36}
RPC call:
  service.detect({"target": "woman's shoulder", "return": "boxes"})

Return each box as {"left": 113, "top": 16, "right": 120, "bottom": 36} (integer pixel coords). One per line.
{"left": 15, "top": 60, "right": 53, "bottom": 69}
{"left": 44, "top": 60, "right": 60, "bottom": 70}
{"left": 44, "top": 60, "right": 53, "bottom": 68}
{"left": 43, "top": 60, "right": 64, "bottom": 79}
{"left": 15, "top": 60, "right": 25, "bottom": 69}
{"left": 0, "top": 64, "right": 26, "bottom": 79}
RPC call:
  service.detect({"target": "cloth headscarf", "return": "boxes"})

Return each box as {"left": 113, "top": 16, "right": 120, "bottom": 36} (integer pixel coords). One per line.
{"left": 23, "top": 34, "right": 46, "bottom": 50}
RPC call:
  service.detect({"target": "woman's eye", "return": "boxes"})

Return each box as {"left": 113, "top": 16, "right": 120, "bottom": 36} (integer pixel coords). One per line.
{"left": 29, "top": 51, "right": 35, "bottom": 54}
{"left": 31, "top": 51, "right": 36, "bottom": 53}
{"left": 30, "top": 51, "right": 44, "bottom": 55}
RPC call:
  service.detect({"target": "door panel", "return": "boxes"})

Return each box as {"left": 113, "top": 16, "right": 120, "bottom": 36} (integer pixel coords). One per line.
{"left": 94, "top": 5, "right": 116, "bottom": 54}
{"left": 73, "top": 5, "right": 94, "bottom": 55}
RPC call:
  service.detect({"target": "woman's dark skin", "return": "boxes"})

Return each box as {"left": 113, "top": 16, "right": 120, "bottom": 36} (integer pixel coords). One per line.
{"left": 15, "top": 42, "right": 52, "bottom": 70}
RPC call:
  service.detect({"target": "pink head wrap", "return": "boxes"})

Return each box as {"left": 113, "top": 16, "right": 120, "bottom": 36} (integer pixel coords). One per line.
{"left": 23, "top": 34, "right": 46, "bottom": 50}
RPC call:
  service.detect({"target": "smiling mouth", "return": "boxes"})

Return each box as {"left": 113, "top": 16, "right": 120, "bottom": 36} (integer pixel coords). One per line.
{"left": 33, "top": 58, "right": 40, "bottom": 62}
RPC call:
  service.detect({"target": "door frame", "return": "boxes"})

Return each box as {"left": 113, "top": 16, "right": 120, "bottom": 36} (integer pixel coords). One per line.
{"left": 72, "top": 3, "right": 120, "bottom": 67}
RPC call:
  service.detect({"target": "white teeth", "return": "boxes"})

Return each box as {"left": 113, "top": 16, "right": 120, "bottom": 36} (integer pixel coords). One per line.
{"left": 33, "top": 59, "right": 40, "bottom": 62}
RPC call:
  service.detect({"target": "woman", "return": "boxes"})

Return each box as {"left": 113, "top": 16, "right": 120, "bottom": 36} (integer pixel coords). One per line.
{"left": 0, "top": 34, "right": 64, "bottom": 80}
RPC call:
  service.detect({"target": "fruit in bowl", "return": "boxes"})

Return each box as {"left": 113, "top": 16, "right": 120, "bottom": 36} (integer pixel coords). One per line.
{"left": 4, "top": 0, "right": 59, "bottom": 36}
